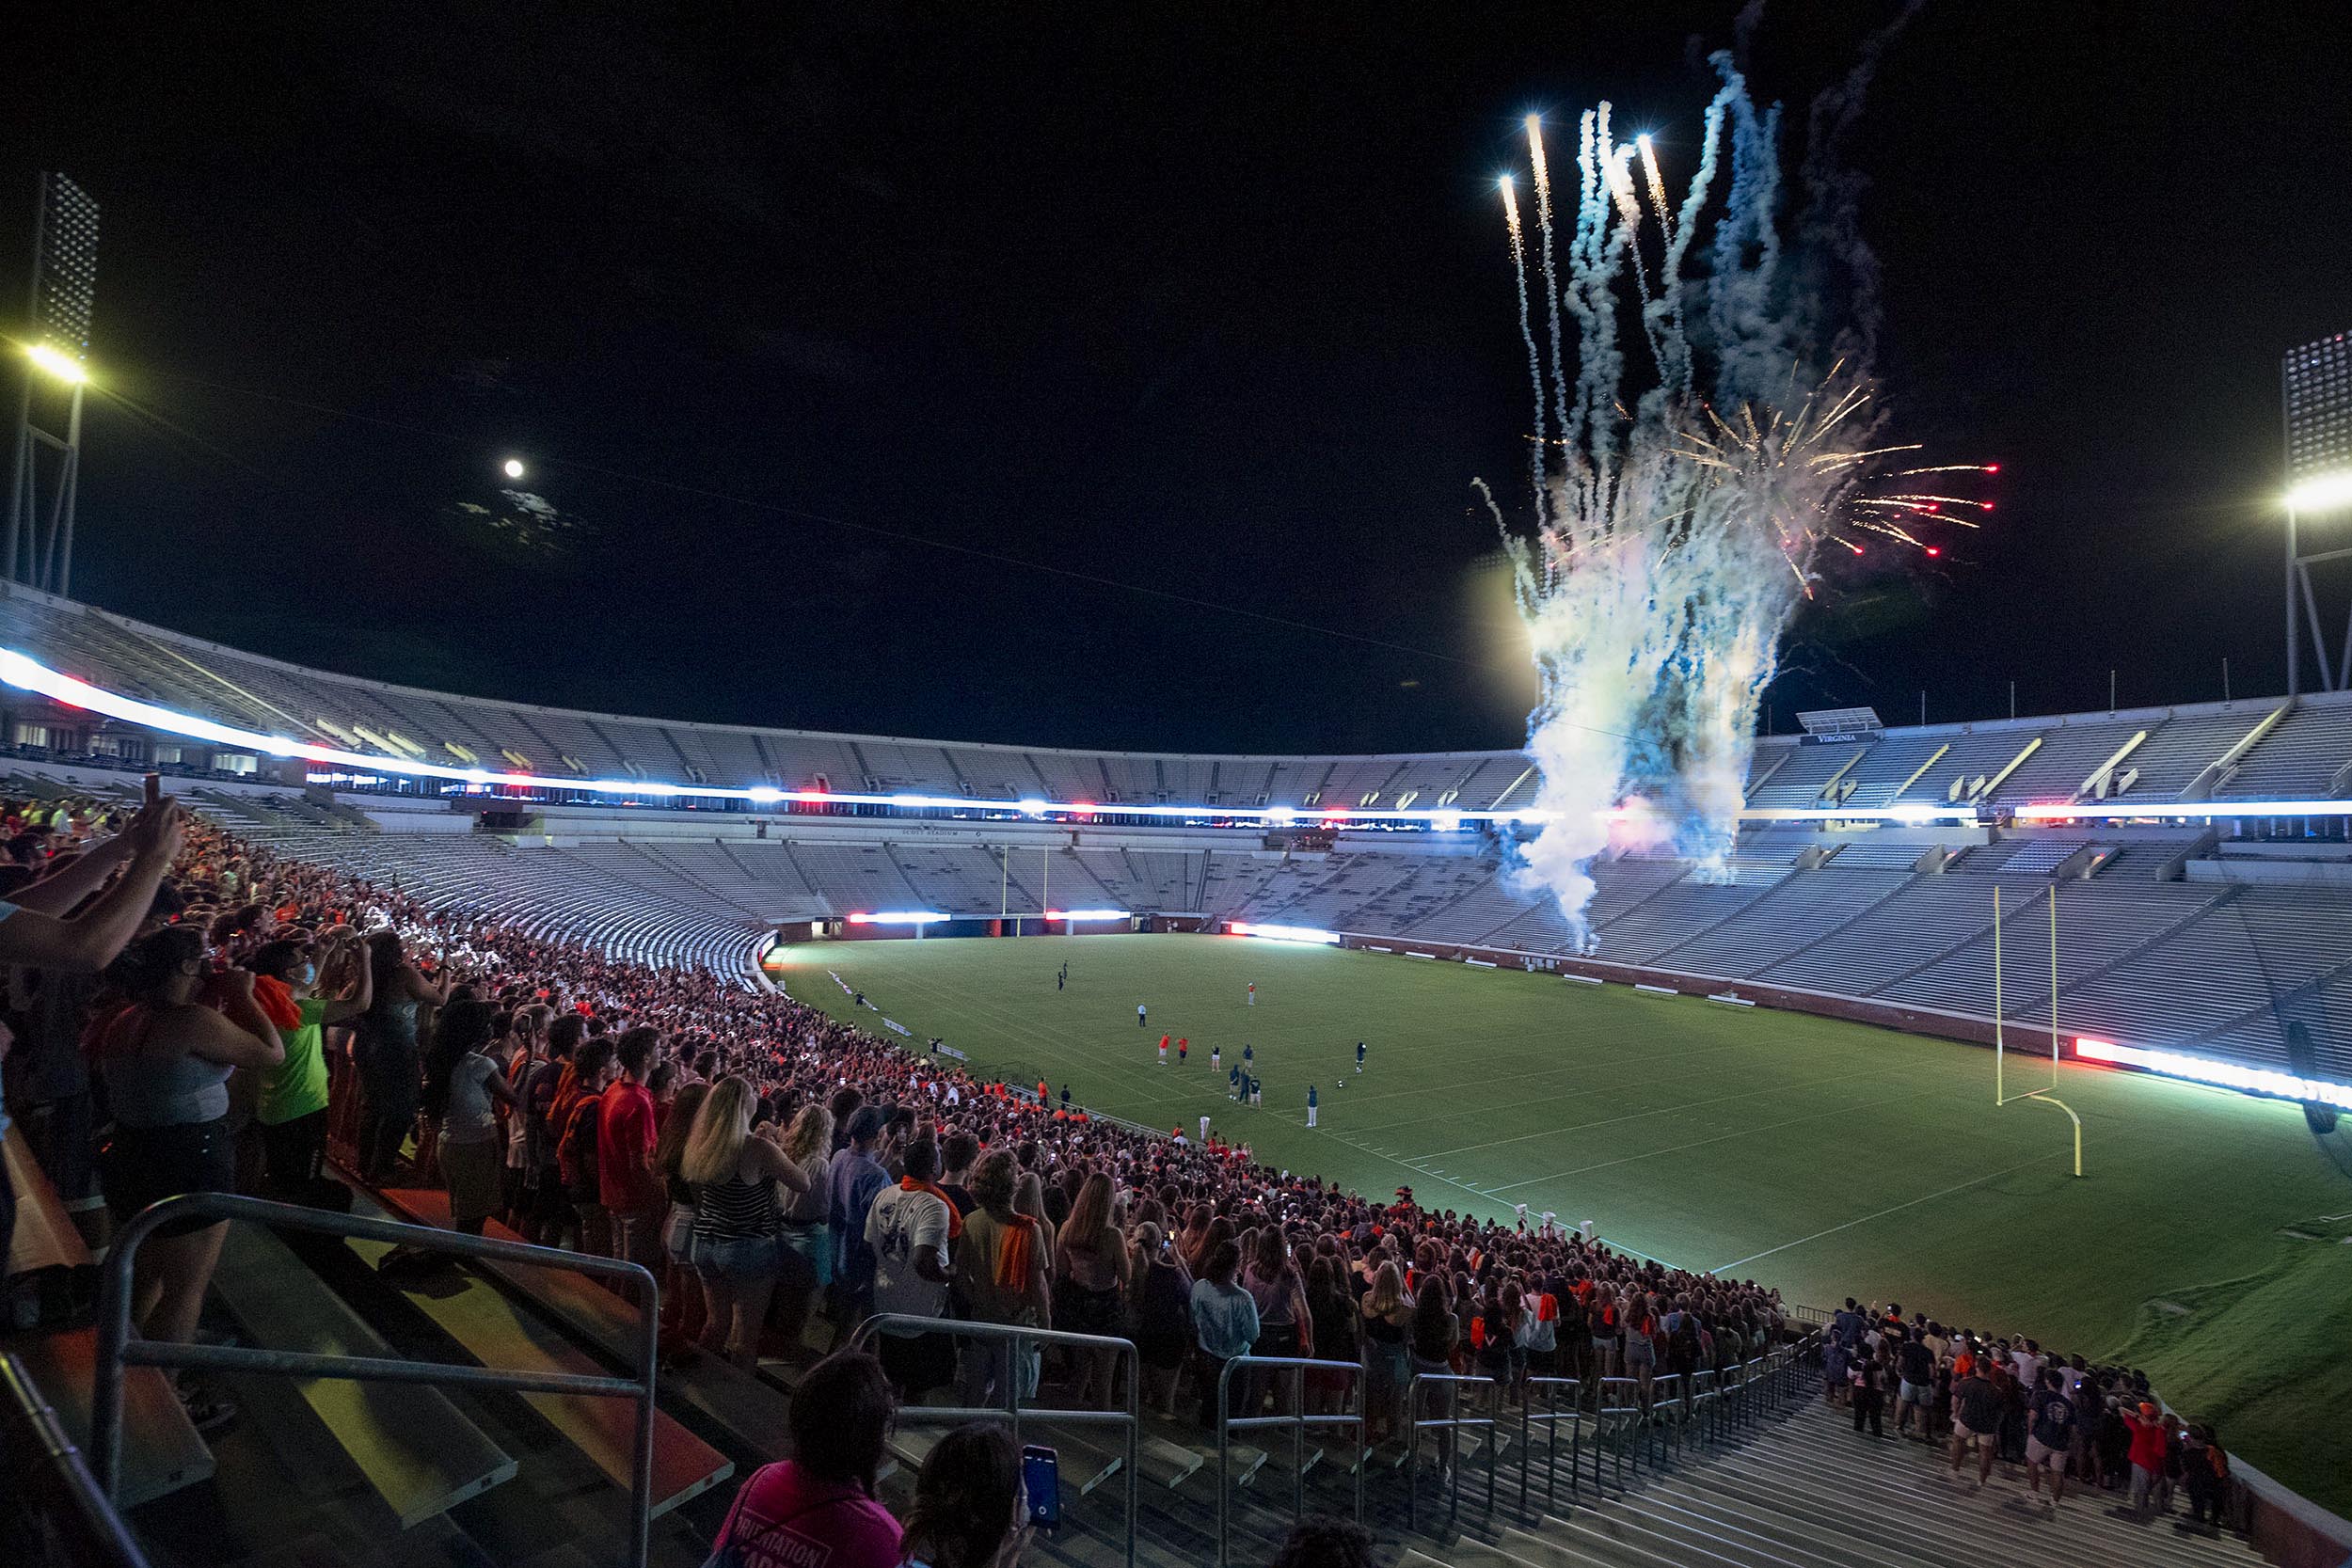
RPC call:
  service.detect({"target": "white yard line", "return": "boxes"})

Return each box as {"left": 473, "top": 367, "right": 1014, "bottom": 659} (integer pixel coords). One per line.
{"left": 1709, "top": 1153, "right": 2062, "bottom": 1273}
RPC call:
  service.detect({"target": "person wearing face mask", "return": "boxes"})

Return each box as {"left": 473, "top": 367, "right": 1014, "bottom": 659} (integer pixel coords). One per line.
{"left": 246, "top": 930, "right": 373, "bottom": 1200}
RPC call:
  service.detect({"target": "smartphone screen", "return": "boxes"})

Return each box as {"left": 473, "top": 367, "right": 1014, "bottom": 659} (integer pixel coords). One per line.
{"left": 1020, "top": 1445, "right": 1060, "bottom": 1531}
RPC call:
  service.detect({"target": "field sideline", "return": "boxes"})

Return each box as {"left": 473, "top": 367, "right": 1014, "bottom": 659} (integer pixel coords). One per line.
{"left": 773, "top": 930, "right": 2352, "bottom": 1509}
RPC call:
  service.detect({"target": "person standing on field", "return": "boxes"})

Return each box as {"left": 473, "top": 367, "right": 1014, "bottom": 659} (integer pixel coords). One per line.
{"left": 1247, "top": 982, "right": 1255, "bottom": 1007}
{"left": 1137, "top": 1003, "right": 1146, "bottom": 1028}
{"left": 1306, "top": 1085, "right": 1317, "bottom": 1128}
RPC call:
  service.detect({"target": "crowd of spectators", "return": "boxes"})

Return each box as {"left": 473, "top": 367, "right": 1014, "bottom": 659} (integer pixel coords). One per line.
{"left": 0, "top": 789, "right": 2236, "bottom": 1554}
{"left": 1822, "top": 1299, "right": 2232, "bottom": 1526}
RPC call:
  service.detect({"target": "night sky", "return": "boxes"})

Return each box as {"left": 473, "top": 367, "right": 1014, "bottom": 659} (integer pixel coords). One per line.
{"left": 5, "top": 4, "right": 2349, "bottom": 754}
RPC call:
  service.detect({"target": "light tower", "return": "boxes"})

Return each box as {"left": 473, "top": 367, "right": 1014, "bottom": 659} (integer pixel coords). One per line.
{"left": 7, "top": 172, "right": 101, "bottom": 595}
{"left": 2283, "top": 331, "right": 2352, "bottom": 694}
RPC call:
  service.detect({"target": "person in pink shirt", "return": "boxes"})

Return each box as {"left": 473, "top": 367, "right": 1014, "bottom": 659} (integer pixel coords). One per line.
{"left": 704, "top": 1352, "right": 901, "bottom": 1568}
{"left": 598, "top": 1027, "right": 666, "bottom": 1269}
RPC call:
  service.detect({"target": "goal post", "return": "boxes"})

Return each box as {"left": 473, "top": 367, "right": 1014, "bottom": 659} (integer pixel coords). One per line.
{"left": 1993, "top": 883, "right": 2083, "bottom": 1176}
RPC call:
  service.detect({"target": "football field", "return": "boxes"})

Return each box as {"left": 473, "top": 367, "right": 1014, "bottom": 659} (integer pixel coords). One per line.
{"left": 773, "top": 931, "right": 2352, "bottom": 1507}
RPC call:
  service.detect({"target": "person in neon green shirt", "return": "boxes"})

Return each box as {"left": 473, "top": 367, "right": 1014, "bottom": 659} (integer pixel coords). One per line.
{"left": 246, "top": 929, "right": 373, "bottom": 1196}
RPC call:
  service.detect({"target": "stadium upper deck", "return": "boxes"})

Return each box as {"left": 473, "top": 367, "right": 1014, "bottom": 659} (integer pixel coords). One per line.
{"left": 1, "top": 578, "right": 2349, "bottom": 821}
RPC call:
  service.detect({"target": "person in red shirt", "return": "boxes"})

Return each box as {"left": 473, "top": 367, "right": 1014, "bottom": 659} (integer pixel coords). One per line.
{"left": 2123, "top": 1402, "right": 2169, "bottom": 1518}
{"left": 598, "top": 1026, "right": 666, "bottom": 1268}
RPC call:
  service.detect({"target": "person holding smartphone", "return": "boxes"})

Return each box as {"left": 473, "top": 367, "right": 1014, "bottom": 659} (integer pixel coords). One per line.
{"left": 898, "top": 1423, "right": 1034, "bottom": 1568}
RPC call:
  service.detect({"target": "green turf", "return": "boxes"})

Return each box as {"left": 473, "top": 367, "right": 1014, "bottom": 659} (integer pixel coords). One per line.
{"left": 773, "top": 930, "right": 2352, "bottom": 1512}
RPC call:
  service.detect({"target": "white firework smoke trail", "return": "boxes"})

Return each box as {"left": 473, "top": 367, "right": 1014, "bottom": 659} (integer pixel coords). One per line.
{"left": 1492, "top": 50, "right": 1975, "bottom": 951}
{"left": 1499, "top": 178, "right": 1549, "bottom": 531}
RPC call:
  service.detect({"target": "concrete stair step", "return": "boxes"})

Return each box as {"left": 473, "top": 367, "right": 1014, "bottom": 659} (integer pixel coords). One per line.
{"left": 3, "top": 1325, "right": 215, "bottom": 1509}
{"left": 211, "top": 1223, "right": 514, "bottom": 1528}
{"left": 1683, "top": 1447, "right": 2079, "bottom": 1568}
{"left": 1643, "top": 1469, "right": 1988, "bottom": 1568}
{"left": 1540, "top": 1508, "right": 1791, "bottom": 1568}
{"left": 342, "top": 1235, "right": 731, "bottom": 1518}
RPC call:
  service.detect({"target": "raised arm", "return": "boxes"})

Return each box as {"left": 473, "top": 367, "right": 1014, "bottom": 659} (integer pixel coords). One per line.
{"left": 184, "top": 971, "right": 285, "bottom": 1070}
{"left": 0, "top": 802, "right": 184, "bottom": 973}
{"left": 4, "top": 832, "right": 133, "bottom": 914}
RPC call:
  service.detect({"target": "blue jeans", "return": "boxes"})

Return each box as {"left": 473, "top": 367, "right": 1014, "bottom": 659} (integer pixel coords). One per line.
{"left": 691, "top": 1232, "right": 779, "bottom": 1281}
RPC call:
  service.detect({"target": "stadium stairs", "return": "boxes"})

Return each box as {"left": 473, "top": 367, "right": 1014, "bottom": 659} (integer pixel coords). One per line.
{"left": 1408, "top": 1396, "right": 2270, "bottom": 1568}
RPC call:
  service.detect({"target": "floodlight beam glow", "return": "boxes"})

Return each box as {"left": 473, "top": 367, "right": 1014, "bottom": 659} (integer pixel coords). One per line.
{"left": 2074, "top": 1036, "right": 2352, "bottom": 1110}
{"left": 25, "top": 343, "right": 87, "bottom": 385}
{"left": 2286, "top": 470, "right": 2352, "bottom": 513}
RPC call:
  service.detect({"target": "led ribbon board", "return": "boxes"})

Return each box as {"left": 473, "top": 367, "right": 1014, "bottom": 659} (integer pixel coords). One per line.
{"left": 2074, "top": 1036, "right": 2352, "bottom": 1110}
{"left": 1228, "top": 921, "right": 1341, "bottom": 944}
{"left": 0, "top": 641, "right": 2234, "bottom": 829}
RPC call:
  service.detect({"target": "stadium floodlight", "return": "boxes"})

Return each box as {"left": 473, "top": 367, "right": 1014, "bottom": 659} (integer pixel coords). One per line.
{"left": 9, "top": 173, "right": 101, "bottom": 594}
{"left": 24, "top": 342, "right": 86, "bottom": 385}
{"left": 1045, "top": 908, "right": 1128, "bottom": 922}
{"left": 846, "top": 911, "right": 949, "bottom": 925}
{"left": 1229, "top": 920, "right": 1341, "bottom": 944}
{"left": 2074, "top": 1036, "right": 2352, "bottom": 1110}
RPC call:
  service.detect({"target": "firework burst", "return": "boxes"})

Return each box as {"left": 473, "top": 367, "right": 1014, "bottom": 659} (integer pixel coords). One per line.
{"left": 1490, "top": 51, "right": 1989, "bottom": 950}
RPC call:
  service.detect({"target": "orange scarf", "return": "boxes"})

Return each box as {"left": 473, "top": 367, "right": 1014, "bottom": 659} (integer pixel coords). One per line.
{"left": 253, "top": 974, "right": 304, "bottom": 1034}
{"left": 994, "top": 1213, "right": 1041, "bottom": 1292}
{"left": 902, "top": 1177, "right": 963, "bottom": 1241}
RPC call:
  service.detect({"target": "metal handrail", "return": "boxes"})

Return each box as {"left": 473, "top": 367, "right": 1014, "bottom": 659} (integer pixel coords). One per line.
{"left": 91, "top": 1192, "right": 660, "bottom": 1568}
{"left": 1406, "top": 1370, "right": 1499, "bottom": 1532}
{"left": 1591, "top": 1374, "right": 1648, "bottom": 1491}
{"left": 3, "top": 1353, "right": 151, "bottom": 1568}
{"left": 1212, "top": 1354, "right": 1365, "bottom": 1568}
{"left": 1518, "top": 1373, "right": 1581, "bottom": 1514}
{"left": 847, "top": 1313, "right": 1138, "bottom": 1568}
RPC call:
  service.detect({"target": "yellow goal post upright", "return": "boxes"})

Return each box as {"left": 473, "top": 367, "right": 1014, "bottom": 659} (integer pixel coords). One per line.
{"left": 1992, "top": 884, "right": 2084, "bottom": 1177}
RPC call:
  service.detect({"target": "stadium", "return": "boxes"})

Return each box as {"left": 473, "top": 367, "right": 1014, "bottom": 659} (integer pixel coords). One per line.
{"left": 7, "top": 10, "right": 2352, "bottom": 1568}
{"left": 7, "top": 572, "right": 2352, "bottom": 1566}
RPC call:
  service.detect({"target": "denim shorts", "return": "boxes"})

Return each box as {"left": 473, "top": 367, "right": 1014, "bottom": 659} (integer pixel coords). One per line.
{"left": 692, "top": 1232, "right": 779, "bottom": 1280}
